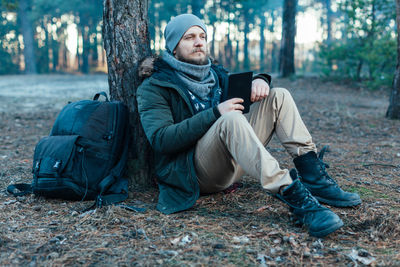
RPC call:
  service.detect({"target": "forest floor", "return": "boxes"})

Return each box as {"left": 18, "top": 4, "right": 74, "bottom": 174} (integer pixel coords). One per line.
{"left": 0, "top": 74, "right": 399, "bottom": 266}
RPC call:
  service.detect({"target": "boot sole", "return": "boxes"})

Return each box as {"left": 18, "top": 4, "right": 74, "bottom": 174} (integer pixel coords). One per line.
{"left": 309, "top": 219, "right": 344, "bottom": 238}
{"left": 315, "top": 196, "right": 362, "bottom": 207}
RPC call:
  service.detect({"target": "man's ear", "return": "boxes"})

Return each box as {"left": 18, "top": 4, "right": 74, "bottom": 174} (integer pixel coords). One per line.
{"left": 173, "top": 50, "right": 176, "bottom": 55}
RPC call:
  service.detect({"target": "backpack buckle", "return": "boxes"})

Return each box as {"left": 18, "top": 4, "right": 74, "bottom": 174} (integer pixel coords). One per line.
{"left": 53, "top": 160, "right": 61, "bottom": 171}
{"left": 32, "top": 160, "right": 40, "bottom": 174}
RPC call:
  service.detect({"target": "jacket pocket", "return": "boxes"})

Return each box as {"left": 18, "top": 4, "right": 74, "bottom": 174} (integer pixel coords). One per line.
{"left": 32, "top": 135, "right": 80, "bottom": 179}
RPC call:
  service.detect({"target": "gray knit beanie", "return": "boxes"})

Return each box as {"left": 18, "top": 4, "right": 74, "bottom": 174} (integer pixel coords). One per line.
{"left": 164, "top": 14, "right": 207, "bottom": 53}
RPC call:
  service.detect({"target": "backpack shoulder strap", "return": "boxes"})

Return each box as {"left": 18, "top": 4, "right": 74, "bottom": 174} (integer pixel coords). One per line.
{"left": 97, "top": 127, "right": 130, "bottom": 196}
{"left": 94, "top": 126, "right": 131, "bottom": 207}
{"left": 90, "top": 127, "right": 145, "bottom": 212}
{"left": 7, "top": 183, "right": 32, "bottom": 196}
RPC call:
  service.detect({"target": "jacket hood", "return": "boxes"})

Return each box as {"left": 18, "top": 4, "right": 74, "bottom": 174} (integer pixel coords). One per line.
{"left": 138, "top": 55, "right": 221, "bottom": 80}
{"left": 138, "top": 56, "right": 158, "bottom": 79}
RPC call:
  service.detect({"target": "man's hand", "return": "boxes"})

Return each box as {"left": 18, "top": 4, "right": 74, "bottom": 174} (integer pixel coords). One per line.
{"left": 217, "top": 98, "right": 244, "bottom": 115}
{"left": 251, "top": 78, "right": 270, "bottom": 102}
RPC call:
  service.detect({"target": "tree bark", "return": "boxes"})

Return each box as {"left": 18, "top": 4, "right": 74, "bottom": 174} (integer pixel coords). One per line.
{"left": 279, "top": 0, "right": 297, "bottom": 77}
{"left": 387, "top": 0, "right": 400, "bottom": 119}
{"left": 51, "top": 35, "right": 59, "bottom": 72}
{"left": 103, "top": 0, "right": 154, "bottom": 186}
{"left": 18, "top": 0, "right": 37, "bottom": 74}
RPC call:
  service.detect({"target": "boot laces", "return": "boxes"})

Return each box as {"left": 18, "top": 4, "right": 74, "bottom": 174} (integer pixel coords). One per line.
{"left": 296, "top": 187, "right": 325, "bottom": 212}
{"left": 318, "top": 146, "right": 338, "bottom": 186}
{"left": 286, "top": 182, "right": 326, "bottom": 212}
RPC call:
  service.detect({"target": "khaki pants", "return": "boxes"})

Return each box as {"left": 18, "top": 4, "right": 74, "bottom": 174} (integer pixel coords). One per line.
{"left": 194, "top": 87, "right": 317, "bottom": 194}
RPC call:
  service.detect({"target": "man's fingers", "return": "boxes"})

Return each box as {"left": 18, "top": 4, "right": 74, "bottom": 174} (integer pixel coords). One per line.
{"left": 252, "top": 86, "right": 257, "bottom": 102}
{"left": 251, "top": 79, "right": 271, "bottom": 102}
{"left": 231, "top": 103, "right": 244, "bottom": 111}
{"left": 251, "top": 88, "right": 257, "bottom": 102}
{"left": 255, "top": 86, "right": 262, "bottom": 102}
{"left": 233, "top": 98, "right": 244, "bottom": 103}
{"left": 256, "top": 85, "right": 270, "bottom": 101}
{"left": 229, "top": 98, "right": 244, "bottom": 104}
{"left": 236, "top": 104, "right": 244, "bottom": 110}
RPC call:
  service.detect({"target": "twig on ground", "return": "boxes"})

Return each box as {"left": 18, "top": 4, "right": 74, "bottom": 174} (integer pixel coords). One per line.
{"left": 362, "top": 163, "right": 398, "bottom": 168}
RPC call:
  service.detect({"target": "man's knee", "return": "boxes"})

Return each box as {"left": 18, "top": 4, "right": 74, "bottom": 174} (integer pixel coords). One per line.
{"left": 218, "top": 112, "right": 248, "bottom": 129}
{"left": 270, "top": 87, "right": 292, "bottom": 100}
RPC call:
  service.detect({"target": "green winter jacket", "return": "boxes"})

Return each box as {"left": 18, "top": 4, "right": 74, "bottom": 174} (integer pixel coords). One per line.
{"left": 137, "top": 58, "right": 271, "bottom": 214}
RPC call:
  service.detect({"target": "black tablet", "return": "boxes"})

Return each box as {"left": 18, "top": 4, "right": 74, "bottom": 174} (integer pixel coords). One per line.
{"left": 223, "top": 71, "right": 253, "bottom": 113}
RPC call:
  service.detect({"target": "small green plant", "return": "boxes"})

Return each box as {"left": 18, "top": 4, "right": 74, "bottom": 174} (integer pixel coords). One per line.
{"left": 347, "top": 186, "right": 389, "bottom": 199}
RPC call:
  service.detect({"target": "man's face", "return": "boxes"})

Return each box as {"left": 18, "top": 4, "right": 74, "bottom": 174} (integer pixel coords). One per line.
{"left": 174, "top": 26, "right": 208, "bottom": 65}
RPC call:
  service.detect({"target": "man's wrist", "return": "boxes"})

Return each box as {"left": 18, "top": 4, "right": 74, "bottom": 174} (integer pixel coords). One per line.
{"left": 253, "top": 73, "right": 272, "bottom": 86}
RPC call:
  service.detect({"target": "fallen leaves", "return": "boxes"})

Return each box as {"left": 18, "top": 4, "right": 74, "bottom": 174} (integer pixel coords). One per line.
{"left": 1, "top": 77, "right": 400, "bottom": 266}
{"left": 348, "top": 248, "right": 376, "bottom": 265}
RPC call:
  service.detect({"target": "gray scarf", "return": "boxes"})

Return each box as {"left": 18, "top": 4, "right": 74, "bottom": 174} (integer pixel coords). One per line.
{"left": 162, "top": 52, "right": 216, "bottom": 100}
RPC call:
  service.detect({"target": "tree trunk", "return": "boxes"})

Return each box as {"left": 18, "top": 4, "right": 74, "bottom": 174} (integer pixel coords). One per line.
{"left": 268, "top": 12, "right": 278, "bottom": 72}
{"left": 41, "top": 20, "right": 50, "bottom": 73}
{"left": 191, "top": 0, "right": 203, "bottom": 18}
{"left": 243, "top": 10, "right": 250, "bottom": 70}
{"left": 271, "top": 41, "right": 278, "bottom": 73}
{"left": 210, "top": 24, "right": 216, "bottom": 58}
{"left": 235, "top": 39, "right": 240, "bottom": 71}
{"left": 259, "top": 12, "right": 266, "bottom": 71}
{"left": 386, "top": 0, "right": 400, "bottom": 119}
{"left": 51, "top": 36, "right": 59, "bottom": 72}
{"left": 103, "top": 0, "right": 154, "bottom": 186}
{"left": 323, "top": 0, "right": 333, "bottom": 71}
{"left": 209, "top": 0, "right": 218, "bottom": 59}
{"left": 225, "top": 24, "right": 233, "bottom": 68}
{"left": 92, "top": 29, "right": 99, "bottom": 66}
{"left": 356, "top": 59, "right": 363, "bottom": 81}
{"left": 279, "top": 0, "right": 297, "bottom": 77}
{"left": 79, "top": 14, "right": 90, "bottom": 74}
{"left": 63, "top": 41, "right": 68, "bottom": 69}
{"left": 76, "top": 27, "right": 81, "bottom": 71}
{"left": 325, "top": 0, "right": 333, "bottom": 43}
{"left": 18, "top": 0, "right": 37, "bottom": 74}
{"left": 81, "top": 25, "right": 90, "bottom": 74}
{"left": 148, "top": 0, "right": 156, "bottom": 52}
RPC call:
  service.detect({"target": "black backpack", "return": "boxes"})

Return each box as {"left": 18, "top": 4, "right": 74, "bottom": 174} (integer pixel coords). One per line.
{"left": 7, "top": 92, "right": 135, "bottom": 210}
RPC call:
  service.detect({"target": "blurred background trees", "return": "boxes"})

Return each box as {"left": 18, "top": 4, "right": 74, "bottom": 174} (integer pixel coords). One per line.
{"left": 0, "top": 0, "right": 396, "bottom": 89}
{"left": 318, "top": 0, "right": 396, "bottom": 89}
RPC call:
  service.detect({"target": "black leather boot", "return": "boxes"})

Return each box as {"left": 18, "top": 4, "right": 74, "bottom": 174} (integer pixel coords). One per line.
{"left": 293, "top": 146, "right": 361, "bottom": 207}
{"left": 276, "top": 169, "right": 343, "bottom": 238}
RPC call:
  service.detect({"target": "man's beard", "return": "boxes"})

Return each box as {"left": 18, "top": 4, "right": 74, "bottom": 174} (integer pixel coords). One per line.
{"left": 175, "top": 48, "right": 209, "bottom": 65}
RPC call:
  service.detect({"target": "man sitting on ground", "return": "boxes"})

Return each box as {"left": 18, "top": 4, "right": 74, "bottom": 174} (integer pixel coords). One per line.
{"left": 137, "top": 14, "right": 361, "bottom": 238}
